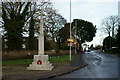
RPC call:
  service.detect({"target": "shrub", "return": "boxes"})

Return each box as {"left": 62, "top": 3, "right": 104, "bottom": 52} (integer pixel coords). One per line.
{"left": 59, "top": 45, "right": 75, "bottom": 50}
{"left": 44, "top": 40, "right": 50, "bottom": 51}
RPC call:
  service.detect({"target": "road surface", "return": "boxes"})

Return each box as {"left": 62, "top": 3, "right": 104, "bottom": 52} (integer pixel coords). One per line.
{"left": 57, "top": 50, "right": 119, "bottom": 79}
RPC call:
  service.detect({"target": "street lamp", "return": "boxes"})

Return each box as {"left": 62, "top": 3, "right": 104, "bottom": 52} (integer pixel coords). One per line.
{"left": 69, "top": 0, "right": 72, "bottom": 61}
{"left": 75, "top": 20, "right": 77, "bottom": 54}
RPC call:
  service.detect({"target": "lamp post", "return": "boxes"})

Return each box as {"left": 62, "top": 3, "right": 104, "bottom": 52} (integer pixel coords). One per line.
{"left": 75, "top": 20, "right": 77, "bottom": 54}
{"left": 69, "top": 0, "right": 72, "bottom": 61}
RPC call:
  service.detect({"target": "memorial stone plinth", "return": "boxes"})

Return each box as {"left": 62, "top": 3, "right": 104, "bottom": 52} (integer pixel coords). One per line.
{"left": 27, "top": 55, "right": 53, "bottom": 70}
{"left": 27, "top": 12, "right": 54, "bottom": 70}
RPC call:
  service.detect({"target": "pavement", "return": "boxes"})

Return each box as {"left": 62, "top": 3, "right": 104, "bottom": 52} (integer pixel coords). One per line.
{"left": 2, "top": 54, "right": 87, "bottom": 80}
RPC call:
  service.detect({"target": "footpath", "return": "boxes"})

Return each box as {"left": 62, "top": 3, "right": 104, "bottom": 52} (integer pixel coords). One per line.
{"left": 2, "top": 54, "right": 87, "bottom": 80}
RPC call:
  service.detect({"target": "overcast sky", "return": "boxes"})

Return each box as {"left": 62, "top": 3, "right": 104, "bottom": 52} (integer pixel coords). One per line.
{"left": 51, "top": 0, "right": 119, "bottom": 46}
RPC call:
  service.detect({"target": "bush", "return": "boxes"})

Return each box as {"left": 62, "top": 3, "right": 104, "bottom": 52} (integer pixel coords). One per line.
{"left": 59, "top": 45, "right": 75, "bottom": 50}
{"left": 55, "top": 49, "right": 60, "bottom": 54}
{"left": 49, "top": 41, "right": 58, "bottom": 50}
{"left": 45, "top": 40, "right": 59, "bottom": 51}
{"left": 44, "top": 40, "right": 50, "bottom": 51}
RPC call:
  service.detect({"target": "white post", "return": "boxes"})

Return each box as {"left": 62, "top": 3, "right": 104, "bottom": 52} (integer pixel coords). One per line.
{"left": 69, "top": 0, "right": 72, "bottom": 61}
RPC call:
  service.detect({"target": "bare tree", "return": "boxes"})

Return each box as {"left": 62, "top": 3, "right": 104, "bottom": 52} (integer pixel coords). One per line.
{"left": 101, "top": 15, "right": 119, "bottom": 37}
{"left": 43, "top": 7, "right": 66, "bottom": 42}
{"left": 1, "top": 0, "right": 67, "bottom": 50}
{"left": 33, "top": 1, "right": 67, "bottom": 42}
{"left": 1, "top": 0, "right": 55, "bottom": 50}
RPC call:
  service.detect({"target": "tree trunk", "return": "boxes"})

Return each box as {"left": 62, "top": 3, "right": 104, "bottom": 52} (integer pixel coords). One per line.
{"left": 78, "top": 42, "right": 81, "bottom": 50}
{"left": 108, "top": 31, "right": 110, "bottom": 36}
{"left": 112, "top": 25, "right": 114, "bottom": 38}
{"left": 29, "top": 16, "right": 35, "bottom": 50}
{"left": 52, "top": 32, "right": 54, "bottom": 42}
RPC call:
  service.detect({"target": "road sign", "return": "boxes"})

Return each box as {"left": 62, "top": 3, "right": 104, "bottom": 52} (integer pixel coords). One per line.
{"left": 74, "top": 42, "right": 78, "bottom": 43}
{"left": 67, "top": 39, "right": 74, "bottom": 42}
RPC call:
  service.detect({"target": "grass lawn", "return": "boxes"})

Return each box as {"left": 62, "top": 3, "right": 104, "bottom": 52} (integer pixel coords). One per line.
{"left": 2, "top": 55, "right": 76, "bottom": 66}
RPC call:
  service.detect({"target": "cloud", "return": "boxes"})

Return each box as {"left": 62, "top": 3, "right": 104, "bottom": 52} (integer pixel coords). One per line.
{"left": 52, "top": 0, "right": 118, "bottom": 46}
{"left": 51, "top": 0, "right": 119, "bottom": 3}
{"left": 52, "top": 1, "right": 118, "bottom": 22}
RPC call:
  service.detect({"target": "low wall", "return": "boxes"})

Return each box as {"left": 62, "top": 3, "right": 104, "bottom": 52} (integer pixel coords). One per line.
{"left": 2, "top": 50, "right": 75, "bottom": 60}
{"left": 2, "top": 50, "right": 37, "bottom": 60}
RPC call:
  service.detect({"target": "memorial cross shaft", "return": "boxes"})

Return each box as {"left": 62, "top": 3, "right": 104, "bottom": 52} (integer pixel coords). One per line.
{"left": 38, "top": 12, "right": 44, "bottom": 55}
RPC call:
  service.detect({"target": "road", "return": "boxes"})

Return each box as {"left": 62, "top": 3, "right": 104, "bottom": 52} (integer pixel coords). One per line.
{"left": 57, "top": 50, "right": 119, "bottom": 78}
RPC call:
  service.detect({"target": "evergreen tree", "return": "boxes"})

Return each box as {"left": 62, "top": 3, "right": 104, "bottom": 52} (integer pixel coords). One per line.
{"left": 57, "top": 19, "right": 96, "bottom": 49}
{"left": 73, "top": 19, "right": 96, "bottom": 49}
{"left": 2, "top": 2, "right": 31, "bottom": 50}
{"left": 28, "top": 16, "right": 35, "bottom": 50}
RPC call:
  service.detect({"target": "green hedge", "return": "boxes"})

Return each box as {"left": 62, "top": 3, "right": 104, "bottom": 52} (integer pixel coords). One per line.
{"left": 59, "top": 46, "right": 75, "bottom": 50}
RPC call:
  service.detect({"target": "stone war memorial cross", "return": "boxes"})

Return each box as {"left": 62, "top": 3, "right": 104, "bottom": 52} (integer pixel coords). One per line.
{"left": 27, "top": 11, "right": 54, "bottom": 70}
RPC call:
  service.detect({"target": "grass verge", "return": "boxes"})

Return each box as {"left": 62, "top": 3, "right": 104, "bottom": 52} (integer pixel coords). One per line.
{"left": 2, "top": 55, "right": 76, "bottom": 66}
